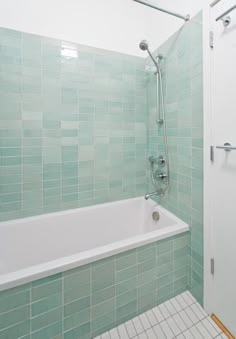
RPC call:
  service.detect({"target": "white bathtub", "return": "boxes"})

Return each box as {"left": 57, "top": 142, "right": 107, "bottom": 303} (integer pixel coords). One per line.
{"left": 0, "top": 197, "right": 189, "bottom": 292}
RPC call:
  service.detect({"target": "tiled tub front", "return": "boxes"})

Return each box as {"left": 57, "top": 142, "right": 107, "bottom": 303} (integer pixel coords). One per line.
{"left": 0, "top": 232, "right": 189, "bottom": 339}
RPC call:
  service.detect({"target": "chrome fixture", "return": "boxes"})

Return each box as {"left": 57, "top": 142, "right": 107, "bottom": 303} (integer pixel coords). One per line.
{"left": 216, "top": 4, "right": 236, "bottom": 22}
{"left": 139, "top": 40, "right": 160, "bottom": 74}
{"left": 145, "top": 189, "right": 163, "bottom": 200}
{"left": 222, "top": 16, "right": 231, "bottom": 27}
{"left": 133, "top": 0, "right": 190, "bottom": 21}
{"left": 157, "top": 155, "right": 165, "bottom": 166}
{"left": 216, "top": 142, "right": 236, "bottom": 151}
{"left": 141, "top": 40, "right": 170, "bottom": 200}
{"left": 154, "top": 169, "right": 168, "bottom": 181}
{"left": 148, "top": 155, "right": 165, "bottom": 166}
{"left": 152, "top": 211, "right": 160, "bottom": 221}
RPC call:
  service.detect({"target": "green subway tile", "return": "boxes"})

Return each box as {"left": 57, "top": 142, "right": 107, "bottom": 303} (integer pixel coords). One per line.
{"left": 138, "top": 290, "right": 157, "bottom": 313}
{"left": 0, "top": 320, "right": 30, "bottom": 339}
{"left": 156, "top": 262, "right": 174, "bottom": 278}
{"left": 31, "top": 321, "right": 62, "bottom": 339}
{"left": 31, "top": 293, "right": 62, "bottom": 317}
{"left": 92, "top": 262, "right": 115, "bottom": 293}
{"left": 64, "top": 322, "right": 90, "bottom": 339}
{"left": 0, "top": 305, "right": 30, "bottom": 331}
{"left": 0, "top": 289, "right": 30, "bottom": 314}
{"left": 91, "top": 312, "right": 115, "bottom": 337}
{"left": 31, "top": 307, "right": 62, "bottom": 332}
{"left": 138, "top": 280, "right": 156, "bottom": 298}
{"left": 64, "top": 308, "right": 90, "bottom": 331}
{"left": 92, "top": 285, "right": 115, "bottom": 306}
{"left": 116, "top": 277, "right": 137, "bottom": 296}
{"left": 157, "top": 240, "right": 174, "bottom": 255}
{"left": 116, "top": 265, "right": 137, "bottom": 284}
{"left": 157, "top": 252, "right": 173, "bottom": 266}
{"left": 116, "top": 289, "right": 137, "bottom": 309}
{"left": 116, "top": 301, "right": 137, "bottom": 324}
{"left": 32, "top": 279, "right": 62, "bottom": 302}
{"left": 91, "top": 297, "right": 115, "bottom": 319}
{"left": 64, "top": 284, "right": 90, "bottom": 305}
{"left": 137, "top": 245, "right": 156, "bottom": 262}
{"left": 64, "top": 296, "right": 90, "bottom": 317}
{"left": 138, "top": 257, "right": 157, "bottom": 274}
{"left": 116, "top": 250, "right": 136, "bottom": 271}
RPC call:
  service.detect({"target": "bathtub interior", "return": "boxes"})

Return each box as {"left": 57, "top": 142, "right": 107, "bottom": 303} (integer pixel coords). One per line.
{"left": 0, "top": 197, "right": 188, "bottom": 282}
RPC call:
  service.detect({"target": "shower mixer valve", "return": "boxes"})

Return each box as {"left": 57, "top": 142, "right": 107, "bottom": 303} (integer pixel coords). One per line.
{"left": 154, "top": 169, "right": 168, "bottom": 181}
{"left": 148, "top": 155, "right": 165, "bottom": 166}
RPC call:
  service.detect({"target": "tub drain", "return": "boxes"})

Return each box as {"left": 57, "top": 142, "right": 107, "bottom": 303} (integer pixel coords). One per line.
{"left": 152, "top": 211, "right": 160, "bottom": 221}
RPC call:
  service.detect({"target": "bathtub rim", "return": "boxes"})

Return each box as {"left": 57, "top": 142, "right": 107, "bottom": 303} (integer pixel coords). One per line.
{"left": 0, "top": 199, "right": 189, "bottom": 292}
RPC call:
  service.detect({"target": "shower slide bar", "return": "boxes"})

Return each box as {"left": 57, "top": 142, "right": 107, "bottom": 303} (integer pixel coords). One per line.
{"left": 216, "top": 4, "right": 236, "bottom": 21}
{"left": 132, "top": 0, "right": 190, "bottom": 21}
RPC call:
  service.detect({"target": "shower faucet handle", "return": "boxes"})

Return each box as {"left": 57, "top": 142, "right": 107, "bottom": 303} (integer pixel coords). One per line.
{"left": 154, "top": 169, "right": 168, "bottom": 181}
{"left": 157, "top": 155, "right": 165, "bottom": 166}
{"left": 148, "top": 155, "right": 165, "bottom": 166}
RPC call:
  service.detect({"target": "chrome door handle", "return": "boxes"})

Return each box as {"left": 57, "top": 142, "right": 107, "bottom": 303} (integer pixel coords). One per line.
{"left": 216, "top": 143, "right": 236, "bottom": 151}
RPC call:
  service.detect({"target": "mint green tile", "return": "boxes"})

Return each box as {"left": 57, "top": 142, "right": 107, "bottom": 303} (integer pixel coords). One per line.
{"left": 31, "top": 321, "right": 62, "bottom": 339}
{"left": 116, "top": 301, "right": 137, "bottom": 324}
{"left": 64, "top": 283, "right": 90, "bottom": 304}
{"left": 137, "top": 268, "right": 156, "bottom": 287}
{"left": 116, "top": 265, "right": 137, "bottom": 284}
{"left": 64, "top": 309, "right": 90, "bottom": 331}
{"left": 32, "top": 279, "right": 62, "bottom": 302}
{"left": 0, "top": 289, "right": 30, "bottom": 314}
{"left": 157, "top": 248, "right": 173, "bottom": 265}
{"left": 116, "top": 277, "right": 137, "bottom": 296}
{"left": 92, "top": 262, "right": 115, "bottom": 293}
{"left": 138, "top": 290, "right": 156, "bottom": 313}
{"left": 92, "top": 285, "right": 115, "bottom": 306}
{"left": 138, "top": 257, "right": 157, "bottom": 274}
{"left": 0, "top": 320, "right": 30, "bottom": 339}
{"left": 137, "top": 245, "right": 156, "bottom": 262}
{"left": 116, "top": 289, "right": 137, "bottom": 309}
{"left": 91, "top": 311, "right": 115, "bottom": 337}
{"left": 32, "top": 307, "right": 62, "bottom": 332}
{"left": 64, "top": 296, "right": 90, "bottom": 317}
{"left": 91, "top": 298, "right": 115, "bottom": 319}
{"left": 157, "top": 240, "right": 173, "bottom": 255}
{"left": 116, "top": 250, "right": 136, "bottom": 271}
{"left": 0, "top": 305, "right": 30, "bottom": 331}
{"left": 31, "top": 293, "right": 62, "bottom": 317}
{"left": 64, "top": 322, "right": 90, "bottom": 339}
{"left": 138, "top": 280, "right": 156, "bottom": 299}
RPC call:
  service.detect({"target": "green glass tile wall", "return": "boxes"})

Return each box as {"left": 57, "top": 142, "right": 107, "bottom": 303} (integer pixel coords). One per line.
{"left": 0, "top": 27, "right": 147, "bottom": 221}
{"left": 146, "top": 12, "right": 203, "bottom": 304}
{"left": 0, "top": 232, "right": 189, "bottom": 339}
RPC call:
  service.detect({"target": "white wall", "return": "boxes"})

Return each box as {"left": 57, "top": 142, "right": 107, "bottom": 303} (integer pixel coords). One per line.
{"left": 0, "top": 0, "right": 205, "bottom": 56}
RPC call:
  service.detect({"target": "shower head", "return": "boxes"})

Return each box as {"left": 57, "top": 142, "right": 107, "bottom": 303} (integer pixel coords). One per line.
{"left": 139, "top": 40, "right": 149, "bottom": 51}
{"left": 139, "top": 40, "right": 159, "bottom": 73}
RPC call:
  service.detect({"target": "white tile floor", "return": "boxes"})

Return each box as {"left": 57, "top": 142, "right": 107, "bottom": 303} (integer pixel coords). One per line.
{"left": 94, "top": 291, "right": 227, "bottom": 339}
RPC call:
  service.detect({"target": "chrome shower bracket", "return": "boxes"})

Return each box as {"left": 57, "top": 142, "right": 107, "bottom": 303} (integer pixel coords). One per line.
{"left": 222, "top": 16, "right": 231, "bottom": 27}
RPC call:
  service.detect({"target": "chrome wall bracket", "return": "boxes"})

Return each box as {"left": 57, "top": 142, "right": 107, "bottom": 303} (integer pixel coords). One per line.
{"left": 222, "top": 16, "right": 231, "bottom": 27}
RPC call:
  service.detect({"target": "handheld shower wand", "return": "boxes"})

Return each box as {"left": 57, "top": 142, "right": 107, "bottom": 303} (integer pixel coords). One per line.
{"left": 139, "top": 40, "right": 160, "bottom": 74}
